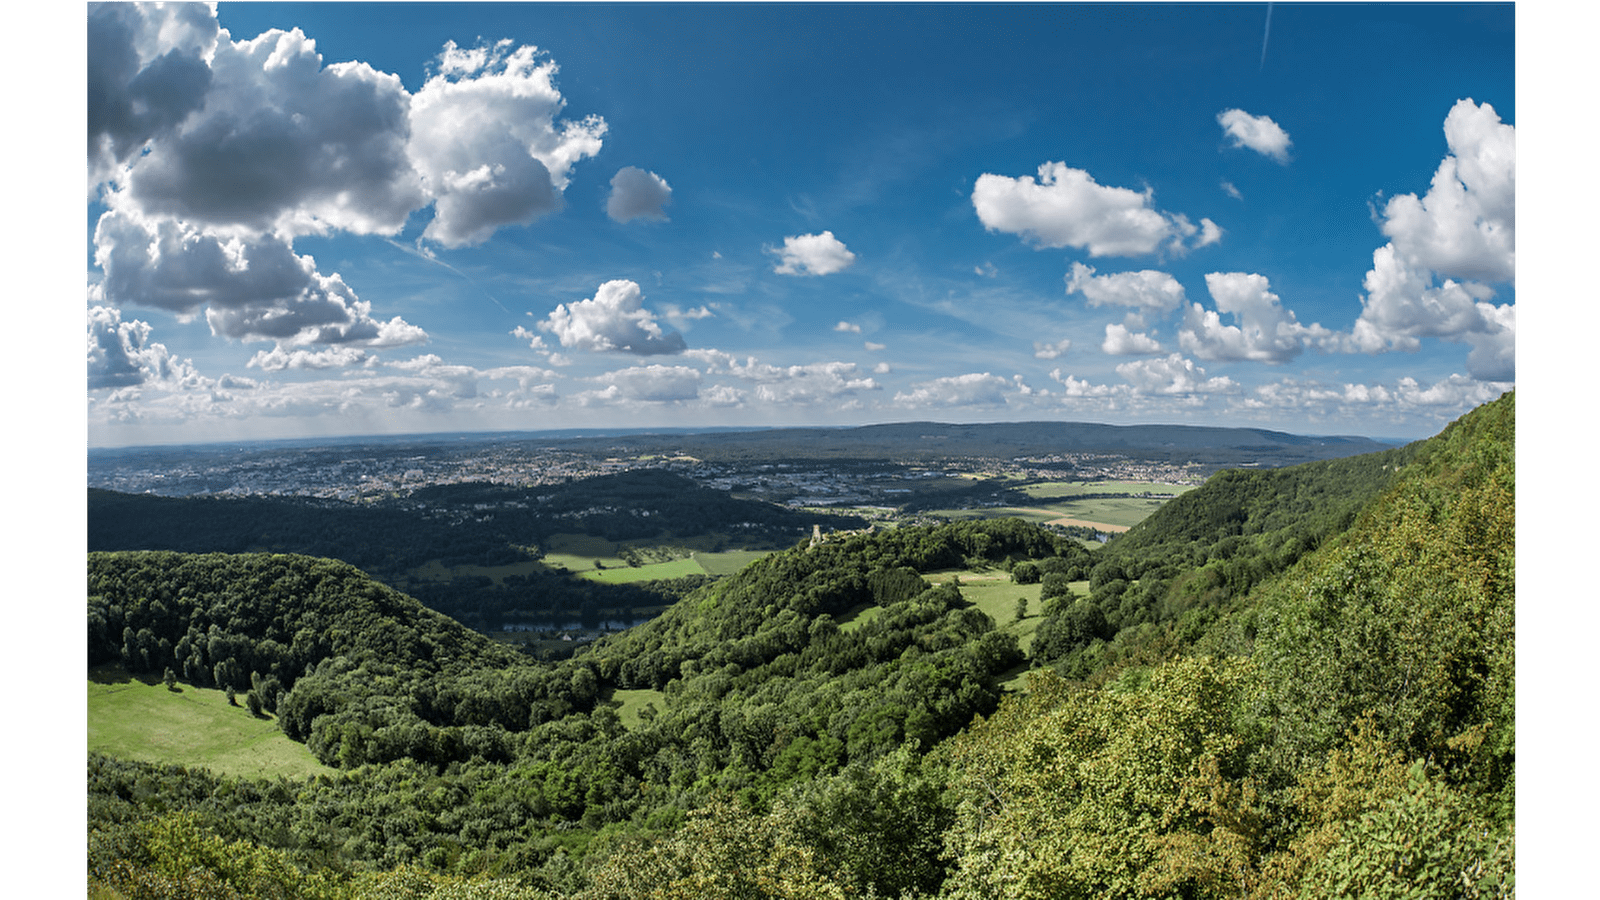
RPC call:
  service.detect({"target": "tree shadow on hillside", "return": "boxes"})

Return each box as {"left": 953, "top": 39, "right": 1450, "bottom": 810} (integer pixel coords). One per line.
{"left": 87, "top": 663, "right": 161, "bottom": 686}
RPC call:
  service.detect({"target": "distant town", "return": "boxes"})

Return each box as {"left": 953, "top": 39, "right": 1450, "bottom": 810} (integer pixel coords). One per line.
{"left": 88, "top": 433, "right": 1207, "bottom": 509}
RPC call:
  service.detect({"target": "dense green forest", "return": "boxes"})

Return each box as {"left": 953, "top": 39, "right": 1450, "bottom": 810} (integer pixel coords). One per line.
{"left": 87, "top": 394, "right": 1513, "bottom": 898}
{"left": 89, "top": 469, "right": 856, "bottom": 633}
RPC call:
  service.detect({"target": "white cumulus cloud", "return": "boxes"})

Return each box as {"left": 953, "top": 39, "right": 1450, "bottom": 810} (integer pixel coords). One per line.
{"left": 588, "top": 364, "right": 702, "bottom": 403}
{"left": 606, "top": 166, "right": 673, "bottom": 223}
{"left": 1102, "top": 323, "right": 1163, "bottom": 356}
{"left": 1115, "top": 353, "right": 1237, "bottom": 395}
{"left": 88, "top": 8, "right": 609, "bottom": 369}
{"left": 409, "top": 40, "right": 607, "bottom": 247}
{"left": 972, "top": 162, "right": 1220, "bottom": 257}
{"left": 725, "top": 358, "right": 879, "bottom": 404}
{"left": 538, "top": 280, "right": 687, "bottom": 356}
{"left": 1179, "top": 272, "right": 1334, "bottom": 364}
{"left": 894, "top": 372, "right": 1012, "bottom": 408}
{"left": 1049, "top": 369, "right": 1121, "bottom": 399}
{"left": 248, "top": 346, "right": 370, "bottom": 372}
{"left": 1349, "top": 99, "right": 1515, "bottom": 378}
{"left": 87, "top": 306, "right": 207, "bottom": 391}
{"left": 1217, "top": 108, "right": 1292, "bottom": 164}
{"left": 1066, "top": 262, "right": 1188, "bottom": 313}
{"left": 1033, "top": 338, "right": 1072, "bottom": 360}
{"left": 769, "top": 231, "right": 857, "bottom": 276}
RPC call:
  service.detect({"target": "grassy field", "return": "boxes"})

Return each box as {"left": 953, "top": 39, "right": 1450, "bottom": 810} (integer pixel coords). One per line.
{"left": 922, "top": 480, "right": 1192, "bottom": 533}
{"left": 831, "top": 566, "right": 1087, "bottom": 673}
{"left": 541, "top": 534, "right": 777, "bottom": 583}
{"left": 606, "top": 687, "right": 668, "bottom": 729}
{"left": 836, "top": 602, "right": 883, "bottom": 634}
{"left": 925, "top": 569, "right": 1045, "bottom": 653}
{"left": 927, "top": 569, "right": 1093, "bottom": 692}
{"left": 88, "top": 665, "right": 327, "bottom": 779}
{"left": 694, "top": 549, "right": 774, "bottom": 576}
{"left": 583, "top": 557, "right": 707, "bottom": 583}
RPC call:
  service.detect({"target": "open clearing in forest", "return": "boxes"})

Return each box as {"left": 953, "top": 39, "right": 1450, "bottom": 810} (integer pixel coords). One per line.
{"left": 834, "top": 566, "right": 1093, "bottom": 682}
{"left": 925, "top": 569, "right": 1046, "bottom": 653}
{"left": 88, "top": 664, "right": 327, "bottom": 779}
{"left": 836, "top": 602, "right": 883, "bottom": 634}
{"left": 413, "top": 532, "right": 777, "bottom": 584}
{"left": 607, "top": 687, "right": 668, "bottom": 729}
{"left": 693, "top": 548, "right": 774, "bottom": 576}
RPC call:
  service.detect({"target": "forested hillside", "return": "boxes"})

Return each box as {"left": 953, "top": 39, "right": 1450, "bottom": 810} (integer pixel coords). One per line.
{"left": 86, "top": 394, "right": 1513, "bottom": 898}
{"left": 1020, "top": 433, "right": 1420, "bottom": 680}
{"left": 90, "top": 469, "right": 846, "bottom": 633}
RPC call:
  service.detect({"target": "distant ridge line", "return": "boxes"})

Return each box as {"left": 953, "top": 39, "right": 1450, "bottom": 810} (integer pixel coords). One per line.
{"left": 89, "top": 420, "right": 1401, "bottom": 468}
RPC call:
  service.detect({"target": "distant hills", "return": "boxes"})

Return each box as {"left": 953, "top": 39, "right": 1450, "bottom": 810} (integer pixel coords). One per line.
{"left": 90, "top": 419, "right": 1398, "bottom": 469}
{"left": 485, "top": 420, "right": 1399, "bottom": 467}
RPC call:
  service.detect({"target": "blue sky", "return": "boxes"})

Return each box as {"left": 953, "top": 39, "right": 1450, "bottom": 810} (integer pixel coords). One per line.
{"left": 85, "top": 2, "right": 1519, "bottom": 446}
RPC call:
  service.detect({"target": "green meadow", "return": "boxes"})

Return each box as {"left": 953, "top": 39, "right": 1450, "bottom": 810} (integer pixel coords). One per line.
{"left": 606, "top": 687, "right": 668, "bottom": 729}
{"left": 833, "top": 567, "right": 1092, "bottom": 677}
{"left": 835, "top": 602, "right": 883, "bottom": 635}
{"left": 88, "top": 665, "right": 327, "bottom": 780}
{"left": 924, "top": 480, "right": 1192, "bottom": 532}
{"left": 583, "top": 556, "right": 708, "bottom": 583}
{"left": 541, "top": 533, "right": 778, "bottom": 582}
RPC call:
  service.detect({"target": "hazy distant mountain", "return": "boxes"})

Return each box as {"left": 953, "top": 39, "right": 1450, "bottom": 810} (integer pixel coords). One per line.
{"left": 550, "top": 420, "right": 1398, "bottom": 467}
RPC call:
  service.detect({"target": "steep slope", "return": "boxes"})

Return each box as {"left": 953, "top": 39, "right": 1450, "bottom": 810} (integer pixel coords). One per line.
{"left": 934, "top": 392, "right": 1514, "bottom": 898}
{"left": 1238, "top": 390, "right": 1514, "bottom": 807}
{"left": 1024, "top": 435, "right": 1420, "bottom": 678}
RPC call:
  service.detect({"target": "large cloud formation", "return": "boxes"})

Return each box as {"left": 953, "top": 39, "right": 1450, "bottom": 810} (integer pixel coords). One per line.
{"left": 1349, "top": 99, "right": 1514, "bottom": 379}
{"left": 410, "top": 40, "right": 606, "bottom": 247}
{"left": 87, "top": 305, "right": 206, "bottom": 391}
{"left": 584, "top": 365, "right": 703, "bottom": 404}
{"left": 973, "top": 162, "right": 1221, "bottom": 257}
{"left": 539, "top": 280, "right": 687, "bottom": 356}
{"left": 88, "top": 3, "right": 607, "bottom": 385}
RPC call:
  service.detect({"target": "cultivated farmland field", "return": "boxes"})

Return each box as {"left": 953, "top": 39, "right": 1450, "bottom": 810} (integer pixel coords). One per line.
{"left": 88, "top": 665, "right": 327, "bottom": 780}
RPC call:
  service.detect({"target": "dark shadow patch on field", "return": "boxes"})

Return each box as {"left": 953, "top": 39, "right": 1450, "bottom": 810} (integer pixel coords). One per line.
{"left": 88, "top": 663, "right": 160, "bottom": 686}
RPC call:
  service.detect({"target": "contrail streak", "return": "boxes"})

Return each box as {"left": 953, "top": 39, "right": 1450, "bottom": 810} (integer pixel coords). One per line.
{"left": 1260, "top": 2, "right": 1274, "bottom": 71}
{"left": 385, "top": 238, "right": 515, "bottom": 315}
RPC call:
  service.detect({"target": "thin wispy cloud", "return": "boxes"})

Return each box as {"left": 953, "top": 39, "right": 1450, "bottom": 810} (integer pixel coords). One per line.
{"left": 1260, "top": 2, "right": 1274, "bottom": 71}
